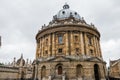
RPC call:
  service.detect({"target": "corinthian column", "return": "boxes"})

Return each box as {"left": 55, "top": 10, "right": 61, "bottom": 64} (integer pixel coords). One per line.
{"left": 95, "top": 37, "right": 99, "bottom": 57}
{"left": 93, "top": 36, "right": 97, "bottom": 57}
{"left": 80, "top": 32, "right": 84, "bottom": 55}
{"left": 48, "top": 35, "right": 51, "bottom": 56}
{"left": 41, "top": 38, "right": 43, "bottom": 57}
{"left": 70, "top": 31, "right": 74, "bottom": 55}
{"left": 52, "top": 33, "right": 55, "bottom": 56}
{"left": 98, "top": 39, "right": 102, "bottom": 58}
{"left": 84, "top": 32, "right": 88, "bottom": 55}
{"left": 66, "top": 31, "right": 69, "bottom": 55}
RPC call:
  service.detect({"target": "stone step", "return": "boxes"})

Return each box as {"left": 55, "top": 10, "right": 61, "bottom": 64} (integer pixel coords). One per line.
{"left": 53, "top": 76, "right": 62, "bottom": 80}
{"left": 53, "top": 79, "right": 62, "bottom": 80}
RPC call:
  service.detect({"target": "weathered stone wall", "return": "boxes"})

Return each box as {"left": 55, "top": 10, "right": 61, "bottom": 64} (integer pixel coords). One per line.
{"left": 0, "top": 66, "right": 19, "bottom": 79}
{"left": 37, "top": 61, "right": 106, "bottom": 80}
{"left": 0, "top": 65, "right": 32, "bottom": 80}
{"left": 36, "top": 24, "right": 102, "bottom": 59}
{"left": 35, "top": 20, "right": 107, "bottom": 80}
{"left": 109, "top": 62, "right": 120, "bottom": 78}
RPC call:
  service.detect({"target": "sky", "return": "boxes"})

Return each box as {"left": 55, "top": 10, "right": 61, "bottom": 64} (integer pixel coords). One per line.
{"left": 0, "top": 0, "right": 120, "bottom": 66}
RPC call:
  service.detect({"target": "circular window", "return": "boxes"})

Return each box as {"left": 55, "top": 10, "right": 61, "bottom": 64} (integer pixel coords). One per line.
{"left": 62, "top": 11, "right": 65, "bottom": 14}
{"left": 75, "top": 12, "right": 77, "bottom": 15}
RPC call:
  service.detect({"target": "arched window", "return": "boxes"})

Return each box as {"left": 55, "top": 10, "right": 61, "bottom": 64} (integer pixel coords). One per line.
{"left": 75, "top": 48, "right": 79, "bottom": 55}
{"left": 94, "top": 64, "right": 100, "bottom": 80}
{"left": 45, "top": 39, "right": 48, "bottom": 46}
{"left": 89, "top": 49, "right": 93, "bottom": 55}
{"left": 41, "top": 66, "right": 46, "bottom": 78}
{"left": 88, "top": 37, "right": 92, "bottom": 45}
{"left": 76, "top": 64, "right": 83, "bottom": 77}
{"left": 74, "top": 35, "right": 78, "bottom": 42}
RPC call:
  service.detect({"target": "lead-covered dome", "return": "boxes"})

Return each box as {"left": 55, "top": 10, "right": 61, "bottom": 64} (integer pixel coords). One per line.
{"left": 53, "top": 4, "right": 81, "bottom": 20}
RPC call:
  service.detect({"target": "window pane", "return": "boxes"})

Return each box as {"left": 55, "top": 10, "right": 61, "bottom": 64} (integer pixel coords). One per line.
{"left": 58, "top": 48, "right": 62, "bottom": 53}
{"left": 58, "top": 36, "right": 63, "bottom": 44}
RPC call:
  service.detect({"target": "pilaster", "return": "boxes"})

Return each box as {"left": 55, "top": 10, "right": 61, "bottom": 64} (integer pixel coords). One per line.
{"left": 66, "top": 31, "right": 69, "bottom": 55}
{"left": 95, "top": 37, "right": 100, "bottom": 57}
{"left": 52, "top": 33, "right": 55, "bottom": 56}
{"left": 80, "top": 32, "right": 84, "bottom": 55}
{"left": 93, "top": 36, "right": 97, "bottom": 57}
{"left": 84, "top": 32, "right": 88, "bottom": 55}
{"left": 70, "top": 31, "right": 74, "bottom": 55}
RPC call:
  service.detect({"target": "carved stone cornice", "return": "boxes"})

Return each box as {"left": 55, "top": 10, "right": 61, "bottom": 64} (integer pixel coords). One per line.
{"left": 36, "top": 24, "right": 100, "bottom": 42}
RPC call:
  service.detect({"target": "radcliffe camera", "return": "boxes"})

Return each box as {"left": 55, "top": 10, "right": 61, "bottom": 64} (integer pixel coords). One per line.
{"left": 0, "top": 1, "right": 120, "bottom": 80}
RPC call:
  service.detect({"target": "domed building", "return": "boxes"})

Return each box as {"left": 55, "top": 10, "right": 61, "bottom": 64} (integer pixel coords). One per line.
{"left": 34, "top": 4, "right": 107, "bottom": 80}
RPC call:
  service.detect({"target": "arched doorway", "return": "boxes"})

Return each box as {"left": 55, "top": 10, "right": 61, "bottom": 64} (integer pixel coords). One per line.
{"left": 55, "top": 63, "right": 63, "bottom": 75}
{"left": 41, "top": 66, "right": 46, "bottom": 78}
{"left": 58, "top": 66, "right": 62, "bottom": 75}
{"left": 76, "top": 64, "right": 83, "bottom": 77}
{"left": 94, "top": 64, "right": 100, "bottom": 80}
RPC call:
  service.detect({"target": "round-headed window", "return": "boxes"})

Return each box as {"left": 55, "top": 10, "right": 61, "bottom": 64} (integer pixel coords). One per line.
{"left": 62, "top": 11, "right": 65, "bottom": 14}
{"left": 75, "top": 12, "right": 77, "bottom": 15}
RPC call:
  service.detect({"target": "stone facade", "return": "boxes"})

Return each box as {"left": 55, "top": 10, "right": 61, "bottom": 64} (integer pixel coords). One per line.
{"left": 34, "top": 4, "right": 107, "bottom": 80}
{"left": 0, "top": 55, "right": 32, "bottom": 80}
{"left": 108, "top": 59, "right": 120, "bottom": 78}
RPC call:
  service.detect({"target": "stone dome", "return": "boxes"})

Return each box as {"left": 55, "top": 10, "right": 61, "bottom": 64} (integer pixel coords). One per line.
{"left": 16, "top": 54, "right": 25, "bottom": 66}
{"left": 53, "top": 4, "right": 81, "bottom": 20}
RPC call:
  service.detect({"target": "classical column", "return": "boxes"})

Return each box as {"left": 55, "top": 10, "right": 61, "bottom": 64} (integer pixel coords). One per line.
{"left": 52, "top": 33, "right": 55, "bottom": 56}
{"left": 39, "top": 39, "right": 41, "bottom": 58}
{"left": 47, "top": 35, "right": 50, "bottom": 57}
{"left": 66, "top": 31, "right": 69, "bottom": 55}
{"left": 93, "top": 36, "right": 97, "bottom": 57}
{"left": 50, "top": 33, "right": 52, "bottom": 56}
{"left": 36, "top": 38, "right": 41, "bottom": 59}
{"left": 42, "top": 36, "right": 45, "bottom": 57}
{"left": 83, "top": 32, "right": 88, "bottom": 55}
{"left": 70, "top": 31, "right": 74, "bottom": 55}
{"left": 98, "top": 39, "right": 102, "bottom": 58}
{"left": 68, "top": 31, "right": 71, "bottom": 55}
{"left": 41, "top": 37, "right": 43, "bottom": 57}
{"left": 40, "top": 38, "right": 42, "bottom": 57}
{"left": 80, "top": 32, "right": 84, "bottom": 55}
{"left": 95, "top": 37, "right": 99, "bottom": 57}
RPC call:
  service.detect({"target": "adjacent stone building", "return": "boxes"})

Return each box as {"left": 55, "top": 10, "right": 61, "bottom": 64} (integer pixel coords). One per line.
{"left": 0, "top": 54, "right": 32, "bottom": 80}
{"left": 108, "top": 59, "right": 120, "bottom": 79}
{"left": 34, "top": 4, "right": 107, "bottom": 80}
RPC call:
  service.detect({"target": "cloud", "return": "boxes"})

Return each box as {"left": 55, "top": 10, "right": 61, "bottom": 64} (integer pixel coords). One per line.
{"left": 0, "top": 0, "right": 120, "bottom": 67}
{"left": 101, "top": 39, "right": 120, "bottom": 66}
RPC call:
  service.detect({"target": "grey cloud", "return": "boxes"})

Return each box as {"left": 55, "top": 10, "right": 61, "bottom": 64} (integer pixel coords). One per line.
{"left": 0, "top": 0, "right": 120, "bottom": 66}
